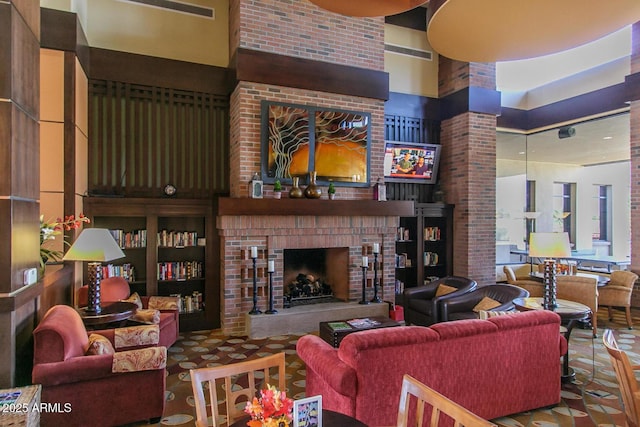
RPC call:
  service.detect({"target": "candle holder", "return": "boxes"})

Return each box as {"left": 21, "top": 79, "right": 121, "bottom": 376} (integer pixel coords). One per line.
{"left": 265, "top": 271, "right": 277, "bottom": 314}
{"left": 371, "top": 252, "right": 382, "bottom": 303}
{"left": 249, "top": 255, "right": 262, "bottom": 315}
{"left": 359, "top": 265, "right": 370, "bottom": 305}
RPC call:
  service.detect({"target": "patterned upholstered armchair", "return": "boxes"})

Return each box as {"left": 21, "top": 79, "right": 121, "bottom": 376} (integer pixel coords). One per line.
{"left": 598, "top": 270, "right": 639, "bottom": 329}
{"left": 77, "top": 276, "right": 179, "bottom": 347}
{"left": 403, "top": 276, "right": 478, "bottom": 326}
{"left": 32, "top": 305, "right": 167, "bottom": 427}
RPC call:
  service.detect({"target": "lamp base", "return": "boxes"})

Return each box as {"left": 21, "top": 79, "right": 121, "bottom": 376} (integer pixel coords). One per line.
{"left": 86, "top": 262, "right": 103, "bottom": 315}
{"left": 542, "top": 259, "right": 557, "bottom": 309}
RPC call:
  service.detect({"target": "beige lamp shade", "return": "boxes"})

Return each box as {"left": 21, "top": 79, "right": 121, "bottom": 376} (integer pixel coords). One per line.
{"left": 307, "top": 0, "right": 427, "bottom": 17}
{"left": 427, "top": 0, "right": 640, "bottom": 62}
{"left": 63, "top": 228, "right": 125, "bottom": 262}
{"left": 528, "top": 232, "right": 572, "bottom": 259}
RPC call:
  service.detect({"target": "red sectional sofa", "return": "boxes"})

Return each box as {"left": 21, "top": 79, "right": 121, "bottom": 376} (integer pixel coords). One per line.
{"left": 297, "top": 310, "right": 567, "bottom": 427}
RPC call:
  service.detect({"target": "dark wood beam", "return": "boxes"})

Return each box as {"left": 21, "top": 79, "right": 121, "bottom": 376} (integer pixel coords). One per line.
{"left": 234, "top": 48, "right": 389, "bottom": 101}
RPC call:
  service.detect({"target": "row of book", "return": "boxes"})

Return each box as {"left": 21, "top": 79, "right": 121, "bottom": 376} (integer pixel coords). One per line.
{"left": 424, "top": 251, "right": 440, "bottom": 266}
{"left": 424, "top": 227, "right": 441, "bottom": 241}
{"left": 101, "top": 263, "right": 136, "bottom": 282}
{"left": 157, "top": 261, "right": 204, "bottom": 281}
{"left": 109, "top": 229, "right": 147, "bottom": 248}
{"left": 157, "top": 230, "right": 200, "bottom": 247}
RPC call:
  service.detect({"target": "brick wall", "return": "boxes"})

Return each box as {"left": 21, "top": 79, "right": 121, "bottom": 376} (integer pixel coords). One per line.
{"left": 218, "top": 214, "right": 398, "bottom": 335}
{"left": 229, "top": 82, "right": 385, "bottom": 198}
{"left": 222, "top": 0, "right": 391, "bottom": 334}
{"left": 439, "top": 112, "right": 497, "bottom": 285}
{"left": 232, "top": 0, "right": 384, "bottom": 70}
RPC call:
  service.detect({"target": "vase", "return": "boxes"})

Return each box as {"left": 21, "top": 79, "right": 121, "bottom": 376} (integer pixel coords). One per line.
{"left": 304, "top": 171, "right": 322, "bottom": 199}
{"left": 289, "top": 177, "right": 304, "bottom": 198}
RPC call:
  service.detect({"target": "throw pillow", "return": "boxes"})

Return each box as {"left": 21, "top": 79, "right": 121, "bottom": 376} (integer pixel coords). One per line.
{"left": 131, "top": 308, "right": 160, "bottom": 325}
{"left": 472, "top": 296, "right": 501, "bottom": 312}
{"left": 478, "top": 310, "right": 515, "bottom": 320}
{"left": 148, "top": 296, "right": 179, "bottom": 310}
{"left": 86, "top": 333, "right": 115, "bottom": 355}
{"left": 436, "top": 284, "right": 457, "bottom": 297}
{"left": 122, "top": 292, "right": 143, "bottom": 310}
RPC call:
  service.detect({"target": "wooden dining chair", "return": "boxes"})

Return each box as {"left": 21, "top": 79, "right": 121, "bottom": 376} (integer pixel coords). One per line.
{"left": 396, "top": 374, "right": 496, "bottom": 427}
{"left": 190, "top": 352, "right": 287, "bottom": 427}
{"left": 603, "top": 329, "right": 640, "bottom": 427}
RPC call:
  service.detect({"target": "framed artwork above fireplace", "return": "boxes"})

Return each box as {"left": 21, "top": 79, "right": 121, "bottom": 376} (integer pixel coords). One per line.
{"left": 260, "top": 100, "right": 371, "bottom": 187}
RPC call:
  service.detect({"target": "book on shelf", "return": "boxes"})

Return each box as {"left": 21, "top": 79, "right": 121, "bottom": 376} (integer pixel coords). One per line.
{"left": 327, "top": 322, "right": 352, "bottom": 331}
{"left": 424, "top": 227, "right": 441, "bottom": 241}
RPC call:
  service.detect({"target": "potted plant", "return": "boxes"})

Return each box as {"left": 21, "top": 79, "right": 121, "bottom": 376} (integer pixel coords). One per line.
{"left": 327, "top": 181, "right": 336, "bottom": 200}
{"left": 273, "top": 179, "right": 282, "bottom": 199}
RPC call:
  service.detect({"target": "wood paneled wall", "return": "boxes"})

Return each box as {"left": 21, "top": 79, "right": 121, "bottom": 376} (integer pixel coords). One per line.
{"left": 384, "top": 113, "right": 440, "bottom": 203}
{"left": 88, "top": 80, "right": 230, "bottom": 198}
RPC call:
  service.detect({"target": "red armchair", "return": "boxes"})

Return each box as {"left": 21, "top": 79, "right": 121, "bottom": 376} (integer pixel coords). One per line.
{"left": 77, "top": 276, "right": 179, "bottom": 348}
{"left": 32, "top": 305, "right": 167, "bottom": 426}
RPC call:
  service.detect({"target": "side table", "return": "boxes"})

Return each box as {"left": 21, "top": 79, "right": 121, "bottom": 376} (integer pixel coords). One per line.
{"left": 0, "top": 384, "right": 41, "bottom": 427}
{"left": 77, "top": 301, "right": 138, "bottom": 328}
{"left": 513, "top": 297, "right": 591, "bottom": 383}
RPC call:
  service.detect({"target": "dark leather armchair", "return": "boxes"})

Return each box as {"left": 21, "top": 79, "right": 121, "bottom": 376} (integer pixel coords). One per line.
{"left": 402, "top": 276, "right": 478, "bottom": 326}
{"left": 441, "top": 284, "right": 530, "bottom": 322}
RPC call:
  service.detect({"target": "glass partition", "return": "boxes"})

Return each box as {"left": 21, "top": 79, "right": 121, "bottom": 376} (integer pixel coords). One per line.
{"left": 496, "top": 112, "right": 631, "bottom": 264}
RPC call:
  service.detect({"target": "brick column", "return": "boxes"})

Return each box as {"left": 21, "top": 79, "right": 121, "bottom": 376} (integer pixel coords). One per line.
{"left": 438, "top": 60, "right": 499, "bottom": 286}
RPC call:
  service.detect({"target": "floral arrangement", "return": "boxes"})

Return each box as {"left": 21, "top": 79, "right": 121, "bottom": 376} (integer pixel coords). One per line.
{"left": 40, "top": 213, "right": 90, "bottom": 270}
{"left": 244, "top": 384, "right": 294, "bottom": 427}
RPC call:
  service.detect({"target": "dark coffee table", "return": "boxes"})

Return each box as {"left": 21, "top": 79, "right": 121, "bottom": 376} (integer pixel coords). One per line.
{"left": 77, "top": 301, "right": 138, "bottom": 328}
{"left": 319, "top": 316, "right": 400, "bottom": 348}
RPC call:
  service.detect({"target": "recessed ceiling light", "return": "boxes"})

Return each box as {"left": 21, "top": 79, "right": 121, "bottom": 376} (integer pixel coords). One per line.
{"left": 518, "top": 151, "right": 525, "bottom": 155}
{"left": 603, "top": 136, "right": 613, "bottom": 140}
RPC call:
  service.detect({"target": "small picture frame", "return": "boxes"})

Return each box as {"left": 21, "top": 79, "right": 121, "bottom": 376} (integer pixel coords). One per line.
{"left": 293, "top": 395, "right": 322, "bottom": 427}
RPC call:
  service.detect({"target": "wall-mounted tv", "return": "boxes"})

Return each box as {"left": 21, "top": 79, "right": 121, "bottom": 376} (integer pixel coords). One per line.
{"left": 383, "top": 141, "right": 441, "bottom": 184}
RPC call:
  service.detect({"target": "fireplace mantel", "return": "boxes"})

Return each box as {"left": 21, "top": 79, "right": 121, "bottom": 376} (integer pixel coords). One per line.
{"left": 217, "top": 197, "right": 414, "bottom": 216}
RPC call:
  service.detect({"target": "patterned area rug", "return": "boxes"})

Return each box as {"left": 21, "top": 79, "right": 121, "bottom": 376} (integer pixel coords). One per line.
{"left": 129, "top": 308, "right": 640, "bottom": 427}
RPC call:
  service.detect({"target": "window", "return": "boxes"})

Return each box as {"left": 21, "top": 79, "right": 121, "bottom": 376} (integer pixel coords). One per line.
{"left": 552, "top": 182, "right": 575, "bottom": 241}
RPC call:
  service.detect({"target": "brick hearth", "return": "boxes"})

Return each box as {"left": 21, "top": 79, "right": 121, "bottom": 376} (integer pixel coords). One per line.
{"left": 217, "top": 198, "right": 413, "bottom": 335}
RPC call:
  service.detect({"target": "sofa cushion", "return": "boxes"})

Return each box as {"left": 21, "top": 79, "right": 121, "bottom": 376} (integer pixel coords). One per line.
{"left": 114, "top": 325, "right": 160, "bottom": 349}
{"left": 478, "top": 310, "right": 515, "bottom": 320}
{"left": 436, "top": 284, "right": 457, "bottom": 296}
{"left": 86, "top": 333, "right": 115, "bottom": 355}
{"left": 148, "top": 296, "right": 180, "bottom": 310}
{"left": 473, "top": 296, "right": 501, "bottom": 312}
{"left": 131, "top": 308, "right": 161, "bottom": 325}
{"left": 122, "top": 292, "right": 143, "bottom": 310}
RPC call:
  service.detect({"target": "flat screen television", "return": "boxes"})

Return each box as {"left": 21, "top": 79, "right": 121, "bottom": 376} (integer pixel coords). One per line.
{"left": 383, "top": 141, "right": 441, "bottom": 184}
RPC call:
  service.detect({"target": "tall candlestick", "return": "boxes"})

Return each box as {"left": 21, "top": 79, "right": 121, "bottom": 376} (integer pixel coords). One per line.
{"left": 359, "top": 265, "right": 370, "bottom": 305}
{"left": 266, "top": 271, "right": 277, "bottom": 314}
{"left": 248, "top": 256, "right": 261, "bottom": 315}
{"left": 362, "top": 256, "right": 368, "bottom": 268}
{"left": 268, "top": 260, "right": 275, "bottom": 273}
{"left": 371, "top": 252, "right": 382, "bottom": 303}
{"left": 373, "top": 243, "right": 380, "bottom": 254}
{"left": 250, "top": 246, "right": 258, "bottom": 259}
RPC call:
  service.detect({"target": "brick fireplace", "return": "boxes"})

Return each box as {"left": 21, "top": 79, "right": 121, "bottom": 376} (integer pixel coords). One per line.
{"left": 217, "top": 198, "right": 413, "bottom": 335}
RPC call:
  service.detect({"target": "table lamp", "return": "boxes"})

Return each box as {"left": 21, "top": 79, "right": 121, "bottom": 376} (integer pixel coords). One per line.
{"left": 528, "top": 232, "right": 572, "bottom": 309}
{"left": 63, "top": 228, "right": 125, "bottom": 314}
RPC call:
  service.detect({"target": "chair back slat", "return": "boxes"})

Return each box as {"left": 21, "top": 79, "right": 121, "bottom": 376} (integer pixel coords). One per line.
{"left": 190, "top": 352, "right": 286, "bottom": 427}
{"left": 397, "top": 374, "right": 496, "bottom": 427}
{"left": 603, "top": 329, "right": 640, "bottom": 427}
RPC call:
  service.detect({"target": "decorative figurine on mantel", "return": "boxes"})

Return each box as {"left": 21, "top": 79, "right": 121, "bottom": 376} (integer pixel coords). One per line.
{"left": 373, "top": 178, "right": 386, "bottom": 201}
{"left": 327, "top": 181, "right": 336, "bottom": 200}
{"left": 250, "top": 172, "right": 263, "bottom": 199}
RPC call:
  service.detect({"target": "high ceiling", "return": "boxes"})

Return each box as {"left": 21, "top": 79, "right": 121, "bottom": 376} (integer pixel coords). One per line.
{"left": 497, "top": 113, "right": 630, "bottom": 167}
